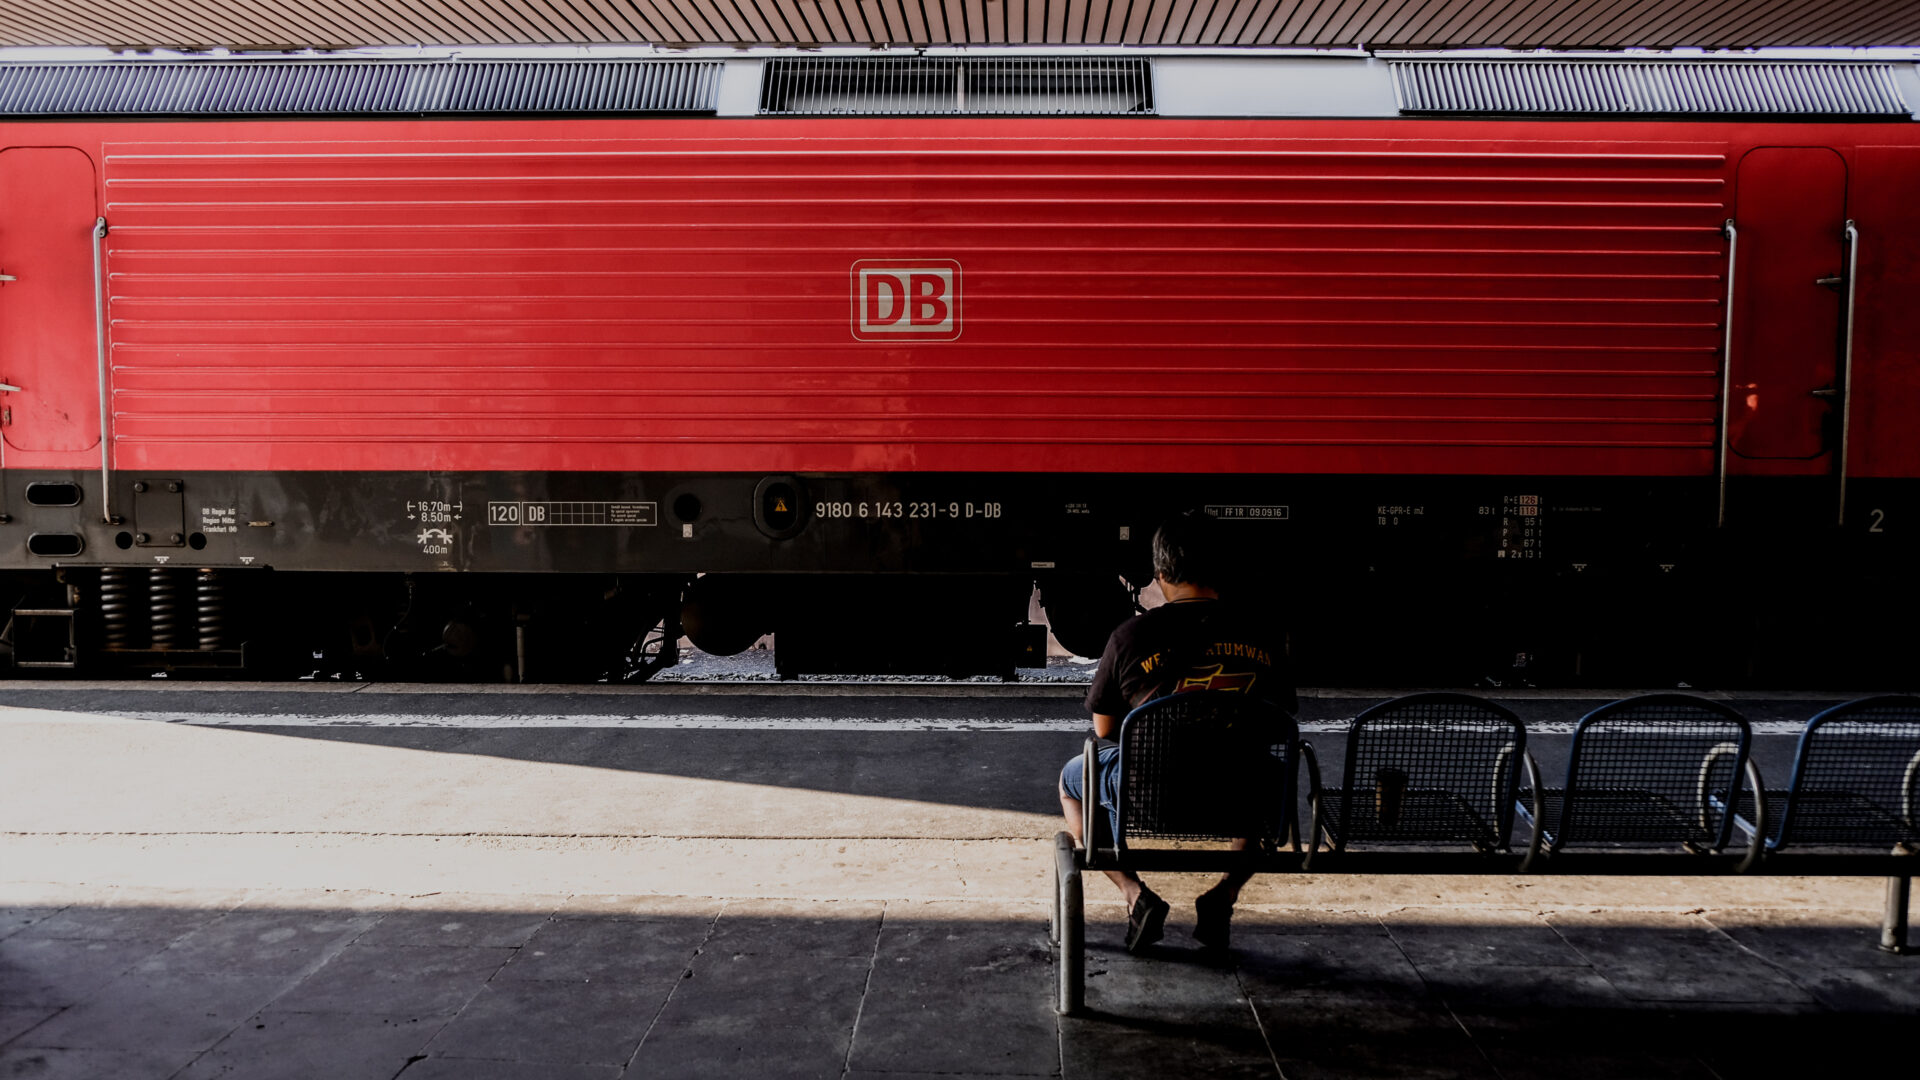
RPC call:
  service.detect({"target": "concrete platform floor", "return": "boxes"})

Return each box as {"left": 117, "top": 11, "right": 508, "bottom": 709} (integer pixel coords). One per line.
{"left": 2, "top": 684, "right": 1916, "bottom": 1078}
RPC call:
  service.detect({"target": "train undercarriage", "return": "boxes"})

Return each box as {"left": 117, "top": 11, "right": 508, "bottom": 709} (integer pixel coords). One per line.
{"left": 2, "top": 467, "right": 1910, "bottom": 687}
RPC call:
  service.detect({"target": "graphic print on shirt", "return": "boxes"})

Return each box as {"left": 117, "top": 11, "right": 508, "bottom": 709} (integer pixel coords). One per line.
{"left": 1177, "top": 664, "right": 1259, "bottom": 694}
{"left": 1138, "top": 641, "right": 1273, "bottom": 700}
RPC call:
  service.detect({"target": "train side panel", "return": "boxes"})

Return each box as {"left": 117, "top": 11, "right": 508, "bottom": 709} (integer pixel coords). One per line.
{"left": 1, "top": 114, "right": 1915, "bottom": 683}
{"left": 72, "top": 117, "right": 1738, "bottom": 477}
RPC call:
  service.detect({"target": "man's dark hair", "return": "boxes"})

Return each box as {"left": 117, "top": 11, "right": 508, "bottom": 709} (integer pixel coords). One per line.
{"left": 1152, "top": 509, "right": 1222, "bottom": 587}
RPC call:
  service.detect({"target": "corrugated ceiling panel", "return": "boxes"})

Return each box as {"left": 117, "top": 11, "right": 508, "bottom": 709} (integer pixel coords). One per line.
{"left": 1, "top": 0, "right": 1919, "bottom": 48}
{"left": 0, "top": 59, "right": 722, "bottom": 115}
{"left": 1391, "top": 59, "right": 1910, "bottom": 115}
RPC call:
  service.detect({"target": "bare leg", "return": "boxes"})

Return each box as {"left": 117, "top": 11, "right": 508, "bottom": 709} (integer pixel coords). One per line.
{"left": 1059, "top": 782, "right": 1145, "bottom": 908}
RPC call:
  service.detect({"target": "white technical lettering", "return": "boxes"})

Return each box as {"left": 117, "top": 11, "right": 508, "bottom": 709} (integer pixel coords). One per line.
{"left": 199, "top": 506, "right": 238, "bottom": 534}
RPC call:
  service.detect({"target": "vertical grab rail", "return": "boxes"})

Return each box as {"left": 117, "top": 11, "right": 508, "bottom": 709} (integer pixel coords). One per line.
{"left": 1717, "top": 219, "right": 1738, "bottom": 528}
{"left": 91, "top": 216, "right": 112, "bottom": 524}
{"left": 1837, "top": 220, "right": 1860, "bottom": 528}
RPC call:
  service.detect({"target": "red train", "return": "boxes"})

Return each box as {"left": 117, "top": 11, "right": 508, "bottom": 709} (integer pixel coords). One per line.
{"left": 1, "top": 55, "right": 1915, "bottom": 683}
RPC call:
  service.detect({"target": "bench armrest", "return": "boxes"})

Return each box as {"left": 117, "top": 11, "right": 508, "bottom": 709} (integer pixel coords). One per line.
{"left": 1518, "top": 751, "right": 1545, "bottom": 872}
{"left": 1081, "top": 734, "right": 1099, "bottom": 868}
{"left": 1736, "top": 757, "right": 1768, "bottom": 873}
{"left": 1298, "top": 740, "right": 1326, "bottom": 869}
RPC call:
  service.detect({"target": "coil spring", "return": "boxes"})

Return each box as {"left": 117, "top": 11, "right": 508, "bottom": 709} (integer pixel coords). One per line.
{"left": 197, "top": 569, "right": 229, "bottom": 652}
{"left": 99, "top": 567, "right": 137, "bottom": 650}
{"left": 150, "top": 568, "right": 182, "bottom": 651}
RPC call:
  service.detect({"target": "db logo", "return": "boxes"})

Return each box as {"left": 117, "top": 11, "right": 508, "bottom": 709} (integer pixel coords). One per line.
{"left": 851, "top": 259, "right": 961, "bottom": 341}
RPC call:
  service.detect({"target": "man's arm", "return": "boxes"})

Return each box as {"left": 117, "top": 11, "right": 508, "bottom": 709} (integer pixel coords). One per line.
{"left": 1091, "top": 712, "right": 1120, "bottom": 740}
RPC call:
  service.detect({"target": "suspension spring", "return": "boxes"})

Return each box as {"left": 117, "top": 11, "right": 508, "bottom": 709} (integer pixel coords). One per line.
{"left": 149, "top": 567, "right": 183, "bottom": 651}
{"left": 99, "top": 567, "right": 139, "bottom": 650}
{"left": 196, "top": 569, "right": 229, "bottom": 652}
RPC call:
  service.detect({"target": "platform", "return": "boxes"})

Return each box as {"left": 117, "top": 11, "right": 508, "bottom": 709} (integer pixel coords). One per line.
{"left": 2, "top": 685, "right": 1914, "bottom": 1078}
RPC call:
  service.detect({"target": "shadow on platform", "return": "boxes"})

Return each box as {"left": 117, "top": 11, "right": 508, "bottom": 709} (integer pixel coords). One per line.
{"left": 2, "top": 891, "right": 1915, "bottom": 1079}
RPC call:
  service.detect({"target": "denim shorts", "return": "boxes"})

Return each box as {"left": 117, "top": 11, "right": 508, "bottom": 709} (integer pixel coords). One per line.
{"left": 1060, "top": 746, "right": 1122, "bottom": 839}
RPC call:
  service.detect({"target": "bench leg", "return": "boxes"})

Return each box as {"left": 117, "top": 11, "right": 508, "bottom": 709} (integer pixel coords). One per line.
{"left": 1048, "top": 842, "right": 1062, "bottom": 947}
{"left": 1883, "top": 876, "right": 1912, "bottom": 955}
{"left": 1054, "top": 832, "right": 1084, "bottom": 1015}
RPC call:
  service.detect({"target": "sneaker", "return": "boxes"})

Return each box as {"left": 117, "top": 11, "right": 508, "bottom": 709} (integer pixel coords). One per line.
{"left": 1125, "top": 887, "right": 1169, "bottom": 954}
{"left": 1193, "top": 890, "right": 1234, "bottom": 952}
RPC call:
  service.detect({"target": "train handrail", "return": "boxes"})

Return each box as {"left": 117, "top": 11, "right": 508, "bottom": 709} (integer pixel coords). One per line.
{"left": 1717, "top": 218, "right": 1737, "bottom": 529}
{"left": 91, "top": 216, "right": 112, "bottom": 525}
{"left": 1837, "top": 218, "right": 1860, "bottom": 528}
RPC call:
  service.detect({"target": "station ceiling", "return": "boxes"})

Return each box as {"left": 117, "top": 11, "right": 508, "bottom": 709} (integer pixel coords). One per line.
{"left": 3, "top": 1, "right": 1917, "bottom": 51}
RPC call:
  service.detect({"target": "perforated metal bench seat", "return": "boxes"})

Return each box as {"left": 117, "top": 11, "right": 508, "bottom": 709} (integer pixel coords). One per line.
{"left": 1742, "top": 791, "right": 1920, "bottom": 847}
{"left": 1303, "top": 693, "right": 1530, "bottom": 868}
{"left": 1525, "top": 788, "right": 1723, "bottom": 851}
{"left": 1051, "top": 692, "right": 1920, "bottom": 1017}
{"left": 1734, "top": 696, "right": 1920, "bottom": 855}
{"left": 1312, "top": 788, "right": 1505, "bottom": 850}
{"left": 1515, "top": 694, "right": 1759, "bottom": 863}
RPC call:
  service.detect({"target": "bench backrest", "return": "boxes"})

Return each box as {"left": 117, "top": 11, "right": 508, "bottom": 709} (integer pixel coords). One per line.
{"left": 1772, "top": 695, "right": 1920, "bottom": 851}
{"left": 1334, "top": 692, "right": 1525, "bottom": 850}
{"left": 1554, "top": 694, "right": 1751, "bottom": 852}
{"left": 1114, "top": 691, "right": 1297, "bottom": 851}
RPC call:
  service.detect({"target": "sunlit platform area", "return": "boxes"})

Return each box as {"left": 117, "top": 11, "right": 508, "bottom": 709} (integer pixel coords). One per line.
{"left": 2, "top": 685, "right": 1915, "bottom": 1078}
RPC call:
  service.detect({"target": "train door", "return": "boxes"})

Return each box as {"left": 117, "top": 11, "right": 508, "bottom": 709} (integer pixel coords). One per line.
{"left": 1727, "top": 147, "right": 1849, "bottom": 465}
{"left": 0, "top": 147, "right": 103, "bottom": 454}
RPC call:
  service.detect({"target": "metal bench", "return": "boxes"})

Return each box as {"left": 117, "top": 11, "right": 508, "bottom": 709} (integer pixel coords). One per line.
{"left": 1050, "top": 690, "right": 1298, "bottom": 1015}
{"left": 1734, "top": 695, "right": 1920, "bottom": 952}
{"left": 1051, "top": 691, "right": 1917, "bottom": 1016}
{"left": 1302, "top": 692, "right": 1538, "bottom": 870}
{"left": 1518, "top": 693, "right": 1765, "bottom": 870}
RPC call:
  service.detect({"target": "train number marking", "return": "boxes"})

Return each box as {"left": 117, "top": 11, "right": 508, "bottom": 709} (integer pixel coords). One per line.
{"left": 851, "top": 259, "right": 961, "bottom": 341}
{"left": 815, "top": 501, "right": 1002, "bottom": 521}
{"left": 1869, "top": 508, "right": 1885, "bottom": 533}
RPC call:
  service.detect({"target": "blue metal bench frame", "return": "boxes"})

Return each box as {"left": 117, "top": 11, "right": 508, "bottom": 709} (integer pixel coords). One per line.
{"left": 1300, "top": 692, "right": 1541, "bottom": 871}
{"left": 1733, "top": 695, "right": 1920, "bottom": 950}
{"left": 1518, "top": 693, "right": 1766, "bottom": 870}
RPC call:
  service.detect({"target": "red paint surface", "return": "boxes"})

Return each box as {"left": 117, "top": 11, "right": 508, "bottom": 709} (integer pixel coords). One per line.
{"left": 1729, "top": 147, "right": 1847, "bottom": 465}
{"left": 0, "top": 116, "right": 1914, "bottom": 477}
{"left": 0, "top": 147, "right": 102, "bottom": 454}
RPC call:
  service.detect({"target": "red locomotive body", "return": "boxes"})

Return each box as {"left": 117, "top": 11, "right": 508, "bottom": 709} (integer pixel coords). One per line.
{"left": 9, "top": 116, "right": 1919, "bottom": 480}
{"left": 3, "top": 62, "right": 1916, "bottom": 683}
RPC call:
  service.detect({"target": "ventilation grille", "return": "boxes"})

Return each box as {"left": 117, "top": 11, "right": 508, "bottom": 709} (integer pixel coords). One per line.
{"left": 0, "top": 60, "right": 722, "bottom": 117}
{"left": 760, "top": 57, "right": 1153, "bottom": 116}
{"left": 1391, "top": 60, "right": 1910, "bottom": 117}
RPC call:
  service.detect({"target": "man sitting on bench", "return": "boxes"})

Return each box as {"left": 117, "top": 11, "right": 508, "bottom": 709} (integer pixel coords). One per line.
{"left": 1057, "top": 509, "right": 1298, "bottom": 953}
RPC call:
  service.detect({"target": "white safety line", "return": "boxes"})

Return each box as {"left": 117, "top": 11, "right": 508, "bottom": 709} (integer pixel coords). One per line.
{"left": 0, "top": 708, "right": 1818, "bottom": 735}
{"left": 48, "top": 710, "right": 1097, "bottom": 732}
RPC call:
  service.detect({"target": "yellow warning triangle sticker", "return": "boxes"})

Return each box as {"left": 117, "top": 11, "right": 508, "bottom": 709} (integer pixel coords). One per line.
{"left": 774, "top": 498, "right": 788, "bottom": 513}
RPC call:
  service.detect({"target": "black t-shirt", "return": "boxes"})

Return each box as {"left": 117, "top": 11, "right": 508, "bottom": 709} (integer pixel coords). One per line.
{"left": 1084, "top": 598, "right": 1296, "bottom": 719}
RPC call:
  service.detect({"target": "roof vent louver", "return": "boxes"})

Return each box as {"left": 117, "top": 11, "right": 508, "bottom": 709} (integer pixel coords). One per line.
{"left": 0, "top": 60, "right": 721, "bottom": 117}
{"left": 759, "top": 57, "right": 1153, "bottom": 116}
{"left": 1391, "top": 60, "right": 1909, "bottom": 117}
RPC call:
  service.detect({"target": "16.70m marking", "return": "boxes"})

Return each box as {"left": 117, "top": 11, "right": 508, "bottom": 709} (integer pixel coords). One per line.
{"left": 815, "top": 501, "right": 1003, "bottom": 520}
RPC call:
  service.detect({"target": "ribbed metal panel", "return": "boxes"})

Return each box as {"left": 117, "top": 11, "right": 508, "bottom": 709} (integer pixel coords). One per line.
{"left": 1392, "top": 61, "right": 1910, "bottom": 117}
{"left": 4, "top": 0, "right": 1920, "bottom": 49}
{"left": 92, "top": 129, "right": 1732, "bottom": 478}
{"left": 0, "top": 60, "right": 721, "bottom": 117}
{"left": 759, "top": 57, "right": 1152, "bottom": 116}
